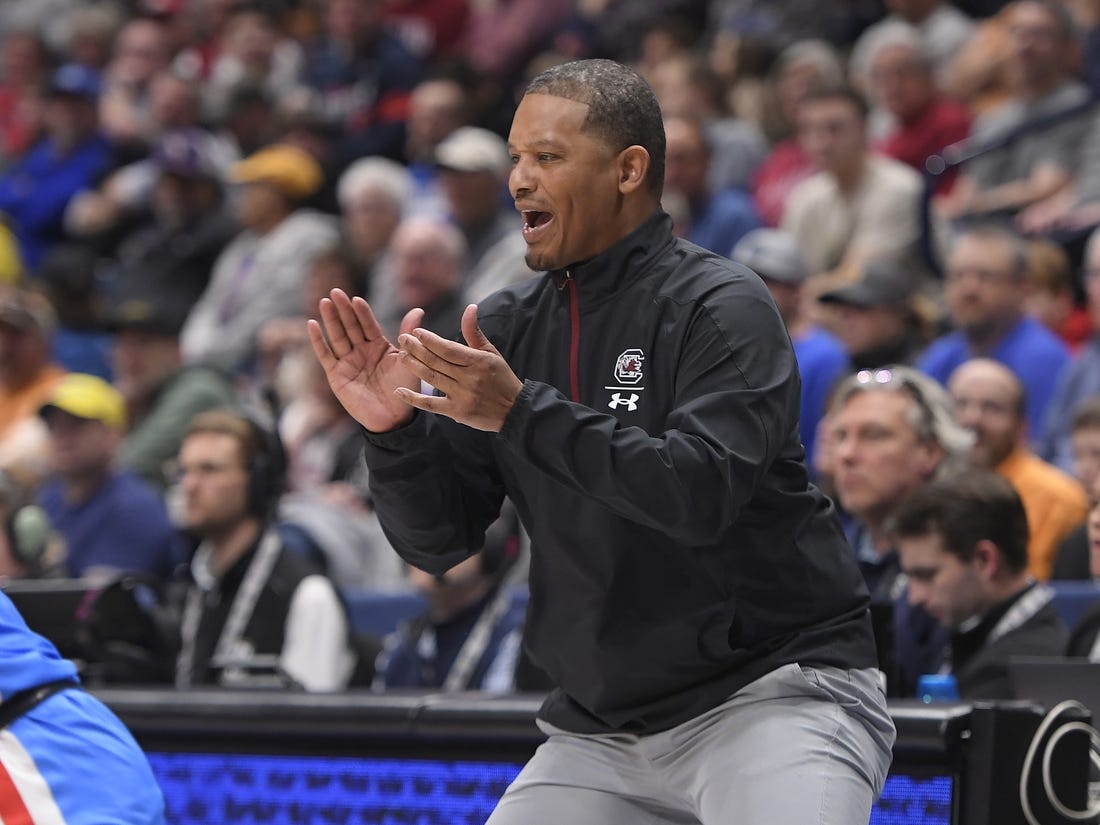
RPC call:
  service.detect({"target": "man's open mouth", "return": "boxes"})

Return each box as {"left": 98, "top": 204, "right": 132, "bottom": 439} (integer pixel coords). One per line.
{"left": 522, "top": 211, "right": 553, "bottom": 238}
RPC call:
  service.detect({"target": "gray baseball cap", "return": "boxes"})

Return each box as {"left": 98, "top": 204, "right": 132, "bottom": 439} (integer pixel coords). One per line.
{"left": 730, "top": 229, "right": 809, "bottom": 285}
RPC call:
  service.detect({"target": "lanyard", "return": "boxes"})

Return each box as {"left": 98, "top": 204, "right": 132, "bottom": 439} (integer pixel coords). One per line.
{"left": 176, "top": 530, "right": 282, "bottom": 686}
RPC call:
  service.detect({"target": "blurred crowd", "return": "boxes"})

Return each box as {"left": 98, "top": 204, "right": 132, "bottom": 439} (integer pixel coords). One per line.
{"left": 1, "top": 0, "right": 1100, "bottom": 700}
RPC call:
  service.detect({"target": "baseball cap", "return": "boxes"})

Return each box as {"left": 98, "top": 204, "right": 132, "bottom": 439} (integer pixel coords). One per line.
{"left": 435, "top": 127, "right": 511, "bottom": 177}
{"left": 154, "top": 129, "right": 226, "bottom": 182}
{"left": 48, "top": 63, "right": 102, "bottom": 100}
{"left": 729, "top": 228, "right": 809, "bottom": 285}
{"left": 0, "top": 288, "right": 57, "bottom": 334}
{"left": 39, "top": 373, "right": 127, "bottom": 430}
{"left": 103, "top": 297, "right": 187, "bottom": 337}
{"left": 818, "top": 261, "right": 915, "bottom": 309}
{"left": 229, "top": 144, "right": 323, "bottom": 199}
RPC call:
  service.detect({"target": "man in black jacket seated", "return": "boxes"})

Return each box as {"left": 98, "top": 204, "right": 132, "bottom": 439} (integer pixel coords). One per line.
{"left": 893, "top": 469, "right": 1067, "bottom": 699}
{"left": 310, "top": 58, "right": 895, "bottom": 824}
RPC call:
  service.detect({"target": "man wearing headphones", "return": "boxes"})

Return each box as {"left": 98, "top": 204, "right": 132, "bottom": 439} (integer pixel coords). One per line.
{"left": 374, "top": 504, "right": 526, "bottom": 691}
{"left": 172, "top": 408, "right": 358, "bottom": 691}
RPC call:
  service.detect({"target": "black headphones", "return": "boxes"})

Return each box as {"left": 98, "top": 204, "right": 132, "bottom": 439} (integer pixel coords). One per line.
{"left": 240, "top": 412, "right": 287, "bottom": 520}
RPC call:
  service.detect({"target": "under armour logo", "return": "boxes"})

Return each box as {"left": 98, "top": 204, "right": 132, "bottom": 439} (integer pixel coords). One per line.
{"left": 608, "top": 393, "right": 639, "bottom": 411}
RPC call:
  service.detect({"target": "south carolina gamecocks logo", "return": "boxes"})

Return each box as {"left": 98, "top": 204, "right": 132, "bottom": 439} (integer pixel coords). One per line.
{"left": 614, "top": 349, "right": 645, "bottom": 385}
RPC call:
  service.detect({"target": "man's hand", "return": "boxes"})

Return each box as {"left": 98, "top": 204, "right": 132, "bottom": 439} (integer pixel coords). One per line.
{"left": 395, "top": 304, "right": 524, "bottom": 432}
{"left": 307, "top": 288, "right": 423, "bottom": 433}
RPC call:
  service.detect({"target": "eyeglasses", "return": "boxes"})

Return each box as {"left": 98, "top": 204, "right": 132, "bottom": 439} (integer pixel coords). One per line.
{"left": 163, "top": 459, "right": 245, "bottom": 485}
{"left": 943, "top": 266, "right": 1014, "bottom": 285}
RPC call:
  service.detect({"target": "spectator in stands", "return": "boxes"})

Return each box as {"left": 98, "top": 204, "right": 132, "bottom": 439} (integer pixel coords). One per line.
{"left": 35, "top": 244, "right": 113, "bottom": 380}
{"left": 852, "top": 0, "right": 975, "bottom": 87}
{"left": 403, "top": 74, "right": 471, "bottom": 210}
{"left": 948, "top": 358, "right": 1087, "bottom": 581}
{"left": 180, "top": 143, "right": 339, "bottom": 375}
{"left": 335, "top": 156, "right": 411, "bottom": 323}
{"left": 781, "top": 85, "right": 925, "bottom": 280}
{"left": 0, "top": 590, "right": 165, "bottom": 823}
{"left": 663, "top": 115, "right": 761, "bottom": 256}
{"left": 1038, "top": 227, "right": 1100, "bottom": 470}
{"left": 1022, "top": 237, "right": 1090, "bottom": 353}
{"left": 434, "top": 126, "right": 536, "bottom": 303}
{"left": 818, "top": 260, "right": 931, "bottom": 371}
{"left": 0, "top": 28, "right": 48, "bottom": 167}
{"left": 98, "top": 15, "right": 175, "bottom": 152}
{"left": 382, "top": 215, "right": 465, "bottom": 342}
{"left": 862, "top": 22, "right": 971, "bottom": 193}
{"left": 299, "top": 0, "right": 423, "bottom": 167}
{"left": 0, "top": 64, "right": 113, "bottom": 274}
{"left": 1051, "top": 396, "right": 1100, "bottom": 579}
{"left": 37, "top": 373, "right": 183, "bottom": 582}
{"left": 0, "top": 287, "right": 66, "bottom": 488}
{"left": 67, "top": 5, "right": 124, "bottom": 73}
{"left": 820, "top": 366, "right": 971, "bottom": 693}
{"left": 84, "top": 128, "right": 238, "bottom": 313}
{"left": 823, "top": 366, "right": 971, "bottom": 603}
{"left": 730, "top": 228, "right": 847, "bottom": 469}
{"left": 107, "top": 298, "right": 237, "bottom": 492}
{"left": 1018, "top": 104, "right": 1100, "bottom": 234}
{"left": 201, "top": 2, "right": 305, "bottom": 125}
{"left": 463, "top": 0, "right": 571, "bottom": 84}
{"left": 939, "top": 3, "right": 1014, "bottom": 117}
{"left": 937, "top": 0, "right": 1091, "bottom": 223}
{"left": 893, "top": 468, "right": 1068, "bottom": 698}
{"left": 751, "top": 40, "right": 841, "bottom": 227}
{"left": 649, "top": 51, "right": 768, "bottom": 195}
{"left": 917, "top": 223, "right": 1071, "bottom": 435}
{"left": 385, "top": 0, "right": 470, "bottom": 61}
{"left": 173, "top": 407, "right": 360, "bottom": 691}
{"left": 374, "top": 506, "right": 524, "bottom": 691}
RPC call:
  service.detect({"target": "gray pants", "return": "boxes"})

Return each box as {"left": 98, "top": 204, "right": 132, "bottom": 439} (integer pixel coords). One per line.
{"left": 488, "top": 663, "right": 896, "bottom": 825}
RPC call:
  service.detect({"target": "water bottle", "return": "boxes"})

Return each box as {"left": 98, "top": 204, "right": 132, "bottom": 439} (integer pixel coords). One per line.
{"left": 917, "top": 673, "right": 959, "bottom": 703}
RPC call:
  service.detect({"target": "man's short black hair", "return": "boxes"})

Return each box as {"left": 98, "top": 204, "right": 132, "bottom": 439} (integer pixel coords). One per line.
{"left": 891, "top": 469, "right": 1030, "bottom": 574}
{"left": 523, "top": 59, "right": 666, "bottom": 197}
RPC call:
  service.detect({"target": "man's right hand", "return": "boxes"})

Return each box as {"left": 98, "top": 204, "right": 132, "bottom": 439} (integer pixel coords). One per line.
{"left": 308, "top": 288, "right": 423, "bottom": 433}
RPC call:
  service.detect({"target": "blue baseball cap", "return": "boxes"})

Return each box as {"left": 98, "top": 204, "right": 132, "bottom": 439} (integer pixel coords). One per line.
{"left": 49, "top": 63, "right": 102, "bottom": 101}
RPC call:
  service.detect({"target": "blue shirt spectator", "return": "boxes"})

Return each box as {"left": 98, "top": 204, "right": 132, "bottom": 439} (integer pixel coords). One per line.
{"left": 917, "top": 315, "right": 1070, "bottom": 438}
{"left": 0, "top": 65, "right": 113, "bottom": 274}
{"left": 35, "top": 373, "right": 182, "bottom": 581}
{"left": 916, "top": 225, "right": 1071, "bottom": 438}
{"left": 302, "top": 0, "right": 423, "bottom": 168}
{"left": 39, "top": 471, "right": 181, "bottom": 580}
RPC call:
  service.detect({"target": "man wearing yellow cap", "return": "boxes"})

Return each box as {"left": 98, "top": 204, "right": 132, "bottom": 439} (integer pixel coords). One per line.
{"left": 180, "top": 144, "right": 339, "bottom": 376}
{"left": 36, "top": 373, "right": 183, "bottom": 582}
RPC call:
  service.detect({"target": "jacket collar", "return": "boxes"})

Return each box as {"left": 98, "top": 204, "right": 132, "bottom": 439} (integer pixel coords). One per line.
{"left": 551, "top": 209, "right": 674, "bottom": 303}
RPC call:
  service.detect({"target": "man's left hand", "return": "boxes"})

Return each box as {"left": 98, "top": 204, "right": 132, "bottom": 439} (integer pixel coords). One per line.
{"left": 395, "top": 304, "right": 524, "bottom": 432}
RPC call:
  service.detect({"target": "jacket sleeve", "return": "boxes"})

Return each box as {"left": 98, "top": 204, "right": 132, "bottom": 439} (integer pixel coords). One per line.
{"left": 496, "top": 282, "right": 801, "bottom": 547}
{"left": 363, "top": 412, "right": 507, "bottom": 575}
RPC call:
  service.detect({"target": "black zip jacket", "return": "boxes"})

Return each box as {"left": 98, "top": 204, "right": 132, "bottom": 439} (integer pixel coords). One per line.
{"left": 364, "top": 210, "right": 877, "bottom": 734}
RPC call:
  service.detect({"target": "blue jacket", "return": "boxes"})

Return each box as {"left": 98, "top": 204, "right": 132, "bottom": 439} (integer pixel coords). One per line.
{"left": 0, "top": 133, "right": 113, "bottom": 272}
{"left": 0, "top": 592, "right": 165, "bottom": 823}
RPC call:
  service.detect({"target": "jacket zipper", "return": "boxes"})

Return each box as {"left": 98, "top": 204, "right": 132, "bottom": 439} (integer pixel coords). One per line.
{"left": 562, "top": 271, "right": 580, "bottom": 402}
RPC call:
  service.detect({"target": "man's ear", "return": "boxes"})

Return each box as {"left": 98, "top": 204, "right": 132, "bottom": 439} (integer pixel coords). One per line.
{"left": 972, "top": 539, "right": 1002, "bottom": 579}
{"left": 618, "top": 145, "right": 650, "bottom": 194}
